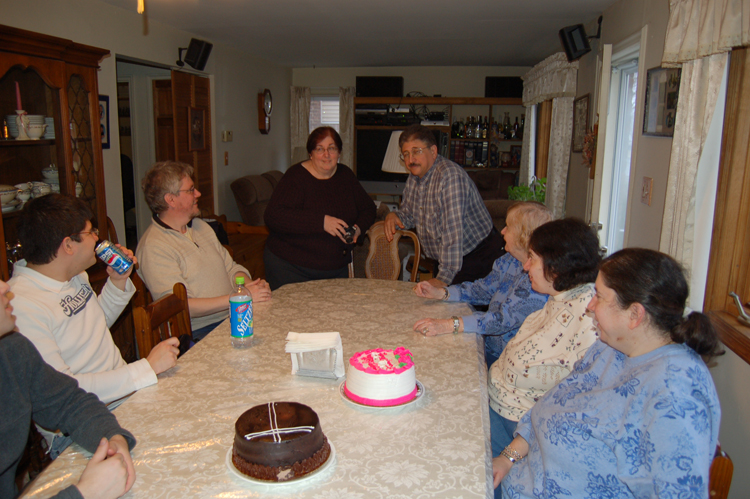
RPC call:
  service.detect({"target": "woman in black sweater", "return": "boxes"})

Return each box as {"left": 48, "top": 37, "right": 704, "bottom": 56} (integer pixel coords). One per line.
{"left": 264, "top": 127, "right": 376, "bottom": 290}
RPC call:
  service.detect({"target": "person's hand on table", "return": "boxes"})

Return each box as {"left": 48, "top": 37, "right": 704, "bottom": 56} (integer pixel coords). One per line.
{"left": 106, "top": 245, "right": 137, "bottom": 291}
{"left": 107, "top": 435, "right": 136, "bottom": 492}
{"left": 76, "top": 436, "right": 133, "bottom": 499}
{"left": 413, "top": 281, "right": 445, "bottom": 299}
{"left": 384, "top": 212, "right": 403, "bottom": 242}
{"left": 147, "top": 336, "right": 179, "bottom": 374}
{"left": 413, "top": 317, "right": 461, "bottom": 336}
{"left": 247, "top": 278, "right": 272, "bottom": 302}
{"left": 426, "top": 277, "right": 447, "bottom": 288}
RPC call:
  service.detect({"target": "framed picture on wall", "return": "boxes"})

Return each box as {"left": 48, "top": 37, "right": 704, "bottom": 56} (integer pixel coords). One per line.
{"left": 99, "top": 95, "right": 110, "bottom": 149}
{"left": 188, "top": 107, "right": 206, "bottom": 151}
{"left": 572, "top": 94, "right": 589, "bottom": 152}
{"left": 643, "top": 67, "right": 682, "bottom": 137}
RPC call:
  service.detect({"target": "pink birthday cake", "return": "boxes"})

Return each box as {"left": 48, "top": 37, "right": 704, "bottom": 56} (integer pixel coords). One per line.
{"left": 343, "top": 347, "right": 417, "bottom": 406}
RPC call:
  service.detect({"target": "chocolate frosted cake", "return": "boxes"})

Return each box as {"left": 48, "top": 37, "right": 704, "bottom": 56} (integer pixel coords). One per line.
{"left": 232, "top": 401, "right": 331, "bottom": 481}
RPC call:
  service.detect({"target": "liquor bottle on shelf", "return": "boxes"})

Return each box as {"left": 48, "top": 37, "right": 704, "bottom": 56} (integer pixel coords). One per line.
{"left": 491, "top": 118, "right": 499, "bottom": 139}
{"left": 503, "top": 112, "right": 512, "bottom": 139}
{"left": 518, "top": 114, "right": 525, "bottom": 140}
{"left": 466, "top": 117, "right": 474, "bottom": 138}
{"left": 513, "top": 117, "right": 519, "bottom": 139}
{"left": 475, "top": 115, "right": 482, "bottom": 139}
{"left": 481, "top": 116, "right": 488, "bottom": 139}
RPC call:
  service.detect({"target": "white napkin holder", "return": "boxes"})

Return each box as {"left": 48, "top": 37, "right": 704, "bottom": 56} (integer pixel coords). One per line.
{"left": 285, "top": 332, "right": 345, "bottom": 379}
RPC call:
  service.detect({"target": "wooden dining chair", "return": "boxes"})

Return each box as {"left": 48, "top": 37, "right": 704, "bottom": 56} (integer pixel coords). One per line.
{"left": 363, "top": 221, "right": 421, "bottom": 282}
{"left": 709, "top": 444, "right": 733, "bottom": 499}
{"left": 133, "top": 282, "right": 192, "bottom": 358}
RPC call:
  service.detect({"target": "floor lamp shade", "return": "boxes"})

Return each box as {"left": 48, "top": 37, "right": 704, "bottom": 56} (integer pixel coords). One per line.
{"left": 381, "top": 131, "right": 409, "bottom": 174}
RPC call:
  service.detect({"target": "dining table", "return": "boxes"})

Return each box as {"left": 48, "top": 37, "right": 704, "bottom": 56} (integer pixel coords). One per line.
{"left": 22, "top": 278, "right": 493, "bottom": 498}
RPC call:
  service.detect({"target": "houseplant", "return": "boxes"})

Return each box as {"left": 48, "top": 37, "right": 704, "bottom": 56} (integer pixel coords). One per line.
{"left": 508, "top": 176, "right": 546, "bottom": 203}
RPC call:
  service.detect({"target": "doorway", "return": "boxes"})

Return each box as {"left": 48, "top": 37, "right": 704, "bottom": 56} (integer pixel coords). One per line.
{"left": 115, "top": 59, "right": 171, "bottom": 248}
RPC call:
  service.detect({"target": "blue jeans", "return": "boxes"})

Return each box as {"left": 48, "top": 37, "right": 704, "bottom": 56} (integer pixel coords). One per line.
{"left": 192, "top": 320, "right": 223, "bottom": 342}
{"left": 49, "top": 434, "right": 73, "bottom": 460}
{"left": 490, "top": 410, "right": 517, "bottom": 499}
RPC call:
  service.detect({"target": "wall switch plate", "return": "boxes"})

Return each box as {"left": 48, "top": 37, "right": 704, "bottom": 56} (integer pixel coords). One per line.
{"left": 641, "top": 177, "right": 653, "bottom": 206}
{"left": 221, "top": 130, "right": 233, "bottom": 142}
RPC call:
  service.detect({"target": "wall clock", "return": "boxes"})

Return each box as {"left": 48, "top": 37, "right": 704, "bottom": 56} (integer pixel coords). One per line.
{"left": 257, "top": 89, "right": 272, "bottom": 134}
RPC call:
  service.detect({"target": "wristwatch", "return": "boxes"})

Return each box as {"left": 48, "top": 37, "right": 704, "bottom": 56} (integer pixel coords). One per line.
{"left": 452, "top": 316, "right": 460, "bottom": 334}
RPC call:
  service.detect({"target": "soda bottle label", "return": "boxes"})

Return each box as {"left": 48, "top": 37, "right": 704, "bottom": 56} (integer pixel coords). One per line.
{"left": 230, "top": 298, "right": 253, "bottom": 338}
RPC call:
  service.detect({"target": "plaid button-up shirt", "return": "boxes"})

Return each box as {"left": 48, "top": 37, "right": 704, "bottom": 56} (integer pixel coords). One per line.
{"left": 395, "top": 155, "right": 493, "bottom": 284}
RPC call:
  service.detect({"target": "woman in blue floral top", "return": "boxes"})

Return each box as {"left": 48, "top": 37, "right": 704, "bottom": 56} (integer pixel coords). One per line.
{"left": 412, "top": 201, "right": 552, "bottom": 366}
{"left": 493, "top": 248, "right": 722, "bottom": 499}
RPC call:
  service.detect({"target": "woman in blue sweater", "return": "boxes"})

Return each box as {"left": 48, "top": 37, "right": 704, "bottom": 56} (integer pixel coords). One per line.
{"left": 413, "top": 201, "right": 552, "bottom": 366}
{"left": 493, "top": 248, "right": 722, "bottom": 498}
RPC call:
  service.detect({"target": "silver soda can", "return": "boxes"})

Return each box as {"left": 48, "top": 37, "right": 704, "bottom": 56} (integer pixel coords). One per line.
{"left": 95, "top": 240, "right": 133, "bottom": 275}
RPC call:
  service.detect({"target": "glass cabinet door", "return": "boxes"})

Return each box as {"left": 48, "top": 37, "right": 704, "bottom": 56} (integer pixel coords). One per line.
{"left": 0, "top": 65, "right": 66, "bottom": 278}
{"left": 68, "top": 74, "right": 97, "bottom": 220}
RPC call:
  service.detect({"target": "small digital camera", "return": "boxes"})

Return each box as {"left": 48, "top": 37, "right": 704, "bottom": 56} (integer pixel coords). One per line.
{"left": 344, "top": 225, "right": 356, "bottom": 244}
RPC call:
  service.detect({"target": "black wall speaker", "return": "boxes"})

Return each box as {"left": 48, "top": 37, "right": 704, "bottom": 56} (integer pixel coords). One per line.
{"left": 485, "top": 77, "right": 523, "bottom": 98}
{"left": 184, "top": 38, "right": 213, "bottom": 71}
{"left": 356, "top": 76, "right": 404, "bottom": 98}
{"left": 559, "top": 24, "right": 591, "bottom": 62}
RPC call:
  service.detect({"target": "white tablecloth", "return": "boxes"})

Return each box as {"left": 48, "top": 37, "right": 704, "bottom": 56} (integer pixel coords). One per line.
{"left": 23, "top": 278, "right": 492, "bottom": 498}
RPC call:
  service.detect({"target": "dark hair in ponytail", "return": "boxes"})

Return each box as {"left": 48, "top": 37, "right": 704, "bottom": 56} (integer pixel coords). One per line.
{"left": 599, "top": 248, "right": 723, "bottom": 361}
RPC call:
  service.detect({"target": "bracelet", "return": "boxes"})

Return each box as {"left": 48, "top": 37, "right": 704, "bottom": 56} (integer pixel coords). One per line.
{"left": 452, "top": 316, "right": 460, "bottom": 334}
{"left": 442, "top": 288, "right": 449, "bottom": 301}
{"left": 500, "top": 446, "right": 524, "bottom": 464}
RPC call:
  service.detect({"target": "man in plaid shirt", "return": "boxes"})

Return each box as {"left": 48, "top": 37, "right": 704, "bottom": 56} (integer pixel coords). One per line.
{"left": 385, "top": 125, "right": 504, "bottom": 286}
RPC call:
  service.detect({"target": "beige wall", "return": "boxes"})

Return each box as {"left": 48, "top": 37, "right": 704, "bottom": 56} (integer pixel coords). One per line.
{"left": 293, "top": 66, "right": 530, "bottom": 97}
{"left": 3, "top": 0, "right": 292, "bottom": 231}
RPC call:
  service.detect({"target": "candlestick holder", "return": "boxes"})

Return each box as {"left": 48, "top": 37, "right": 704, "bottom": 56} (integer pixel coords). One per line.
{"left": 15, "top": 110, "right": 30, "bottom": 141}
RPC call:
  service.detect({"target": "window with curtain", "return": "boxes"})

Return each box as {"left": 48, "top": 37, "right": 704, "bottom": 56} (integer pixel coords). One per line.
{"left": 705, "top": 47, "right": 750, "bottom": 363}
{"left": 309, "top": 96, "right": 340, "bottom": 132}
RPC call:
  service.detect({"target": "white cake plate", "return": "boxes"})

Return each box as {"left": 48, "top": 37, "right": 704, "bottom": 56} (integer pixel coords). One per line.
{"left": 339, "top": 379, "right": 424, "bottom": 409}
{"left": 226, "top": 441, "right": 336, "bottom": 488}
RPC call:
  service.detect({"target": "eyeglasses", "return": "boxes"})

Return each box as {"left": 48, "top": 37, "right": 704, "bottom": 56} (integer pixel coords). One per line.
{"left": 72, "top": 227, "right": 99, "bottom": 238}
{"left": 176, "top": 186, "right": 196, "bottom": 195}
{"left": 399, "top": 148, "right": 427, "bottom": 161}
{"left": 313, "top": 146, "right": 339, "bottom": 155}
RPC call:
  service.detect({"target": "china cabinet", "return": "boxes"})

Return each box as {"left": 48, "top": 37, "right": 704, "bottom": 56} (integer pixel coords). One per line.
{"left": 0, "top": 24, "right": 110, "bottom": 280}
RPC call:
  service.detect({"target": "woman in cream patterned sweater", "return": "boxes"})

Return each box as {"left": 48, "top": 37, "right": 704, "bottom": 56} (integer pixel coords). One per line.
{"left": 488, "top": 218, "right": 601, "bottom": 489}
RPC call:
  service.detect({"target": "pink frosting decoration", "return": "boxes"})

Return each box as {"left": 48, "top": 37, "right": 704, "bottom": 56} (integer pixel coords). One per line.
{"left": 344, "top": 383, "right": 418, "bottom": 406}
{"left": 348, "top": 347, "right": 414, "bottom": 374}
